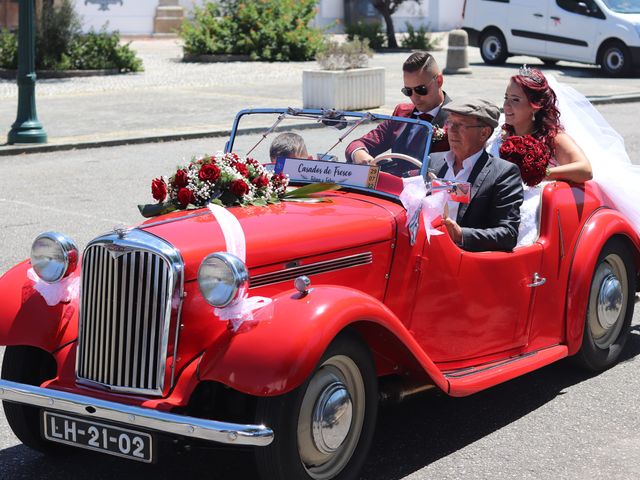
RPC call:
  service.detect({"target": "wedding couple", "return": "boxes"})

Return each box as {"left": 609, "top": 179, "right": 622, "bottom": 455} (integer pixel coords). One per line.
{"left": 347, "top": 51, "right": 634, "bottom": 252}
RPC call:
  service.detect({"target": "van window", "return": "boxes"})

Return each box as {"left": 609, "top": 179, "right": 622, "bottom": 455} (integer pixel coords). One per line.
{"left": 481, "top": 0, "right": 509, "bottom": 2}
{"left": 556, "top": 0, "right": 606, "bottom": 18}
{"left": 601, "top": 0, "right": 640, "bottom": 13}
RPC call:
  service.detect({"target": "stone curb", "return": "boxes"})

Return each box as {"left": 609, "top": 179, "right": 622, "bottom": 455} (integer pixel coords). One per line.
{"left": 1, "top": 93, "right": 639, "bottom": 157}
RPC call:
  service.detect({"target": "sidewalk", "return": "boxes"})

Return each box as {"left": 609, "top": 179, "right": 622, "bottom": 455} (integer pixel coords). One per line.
{"left": 1, "top": 37, "right": 639, "bottom": 156}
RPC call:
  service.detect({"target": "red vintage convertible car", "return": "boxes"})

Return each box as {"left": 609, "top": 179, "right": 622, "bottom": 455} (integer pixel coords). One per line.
{"left": 0, "top": 108, "right": 638, "bottom": 480}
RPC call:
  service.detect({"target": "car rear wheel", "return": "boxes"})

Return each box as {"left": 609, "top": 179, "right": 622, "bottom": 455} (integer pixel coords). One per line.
{"left": 1, "top": 346, "right": 65, "bottom": 454}
{"left": 254, "top": 332, "right": 377, "bottom": 480}
{"left": 575, "top": 239, "right": 635, "bottom": 371}
{"left": 480, "top": 30, "right": 508, "bottom": 65}
{"left": 600, "top": 41, "right": 632, "bottom": 77}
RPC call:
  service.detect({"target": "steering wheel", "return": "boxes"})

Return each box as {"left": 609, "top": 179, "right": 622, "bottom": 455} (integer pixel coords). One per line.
{"left": 371, "top": 153, "right": 422, "bottom": 168}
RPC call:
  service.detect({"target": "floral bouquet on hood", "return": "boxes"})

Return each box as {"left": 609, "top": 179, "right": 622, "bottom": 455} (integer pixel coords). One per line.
{"left": 139, "top": 152, "right": 338, "bottom": 217}
{"left": 499, "top": 135, "right": 550, "bottom": 187}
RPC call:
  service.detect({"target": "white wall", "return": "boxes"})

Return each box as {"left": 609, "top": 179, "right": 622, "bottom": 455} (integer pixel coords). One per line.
{"left": 73, "top": 0, "right": 465, "bottom": 35}
{"left": 76, "top": 0, "right": 157, "bottom": 35}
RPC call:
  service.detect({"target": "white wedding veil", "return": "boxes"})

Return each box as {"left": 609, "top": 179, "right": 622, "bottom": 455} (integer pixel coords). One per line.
{"left": 547, "top": 75, "right": 640, "bottom": 232}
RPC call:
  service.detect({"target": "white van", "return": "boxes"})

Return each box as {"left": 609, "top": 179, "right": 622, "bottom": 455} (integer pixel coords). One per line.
{"left": 462, "top": 0, "right": 640, "bottom": 76}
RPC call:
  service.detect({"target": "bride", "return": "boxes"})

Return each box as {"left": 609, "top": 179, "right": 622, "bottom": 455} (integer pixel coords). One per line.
{"left": 487, "top": 66, "right": 635, "bottom": 246}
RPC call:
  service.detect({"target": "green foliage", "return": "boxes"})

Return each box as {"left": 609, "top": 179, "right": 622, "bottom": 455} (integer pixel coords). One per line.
{"left": 36, "top": 0, "right": 82, "bottom": 69}
{"left": 400, "top": 23, "right": 440, "bottom": 50}
{"left": 0, "top": 0, "right": 142, "bottom": 72}
{"left": 0, "top": 28, "right": 18, "bottom": 69}
{"left": 64, "top": 30, "right": 143, "bottom": 72}
{"left": 316, "top": 38, "right": 373, "bottom": 70}
{"left": 179, "top": 0, "right": 324, "bottom": 62}
{"left": 345, "top": 21, "right": 386, "bottom": 50}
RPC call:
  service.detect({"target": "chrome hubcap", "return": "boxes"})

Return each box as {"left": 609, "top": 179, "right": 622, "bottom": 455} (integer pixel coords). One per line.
{"left": 311, "top": 382, "right": 353, "bottom": 454}
{"left": 605, "top": 49, "right": 624, "bottom": 70}
{"left": 483, "top": 36, "right": 501, "bottom": 60}
{"left": 597, "top": 273, "right": 623, "bottom": 330}
{"left": 297, "top": 355, "right": 365, "bottom": 480}
{"left": 588, "top": 254, "right": 628, "bottom": 349}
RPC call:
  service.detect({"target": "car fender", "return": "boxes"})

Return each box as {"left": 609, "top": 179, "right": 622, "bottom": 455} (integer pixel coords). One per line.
{"left": 0, "top": 261, "right": 79, "bottom": 352}
{"left": 565, "top": 208, "right": 640, "bottom": 355}
{"left": 197, "top": 285, "right": 449, "bottom": 397}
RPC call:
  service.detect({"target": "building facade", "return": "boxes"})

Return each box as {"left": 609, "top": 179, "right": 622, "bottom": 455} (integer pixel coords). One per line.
{"left": 1, "top": 0, "right": 465, "bottom": 35}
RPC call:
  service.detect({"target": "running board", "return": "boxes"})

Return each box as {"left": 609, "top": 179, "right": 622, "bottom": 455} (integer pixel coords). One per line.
{"left": 444, "top": 345, "right": 568, "bottom": 397}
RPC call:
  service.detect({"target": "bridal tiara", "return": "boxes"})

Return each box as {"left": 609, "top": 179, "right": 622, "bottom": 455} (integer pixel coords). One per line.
{"left": 519, "top": 64, "right": 544, "bottom": 84}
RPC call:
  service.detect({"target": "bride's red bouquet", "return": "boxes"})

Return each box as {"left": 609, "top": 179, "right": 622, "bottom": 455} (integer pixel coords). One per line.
{"left": 499, "top": 135, "right": 550, "bottom": 186}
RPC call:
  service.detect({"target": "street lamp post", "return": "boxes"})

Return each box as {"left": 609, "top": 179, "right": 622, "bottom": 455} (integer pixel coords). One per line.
{"left": 8, "top": 0, "right": 47, "bottom": 144}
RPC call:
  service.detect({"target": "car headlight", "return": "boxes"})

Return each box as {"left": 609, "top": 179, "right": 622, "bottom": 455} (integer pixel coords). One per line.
{"left": 30, "top": 232, "right": 78, "bottom": 283}
{"left": 198, "top": 252, "right": 249, "bottom": 307}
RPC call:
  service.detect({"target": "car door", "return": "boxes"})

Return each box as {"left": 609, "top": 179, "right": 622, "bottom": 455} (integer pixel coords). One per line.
{"left": 507, "top": 0, "right": 549, "bottom": 56}
{"left": 546, "top": 0, "right": 605, "bottom": 62}
{"left": 409, "top": 233, "right": 544, "bottom": 363}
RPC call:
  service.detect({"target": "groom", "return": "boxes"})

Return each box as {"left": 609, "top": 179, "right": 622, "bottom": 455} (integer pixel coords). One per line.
{"left": 430, "top": 98, "right": 523, "bottom": 252}
{"left": 345, "top": 51, "right": 451, "bottom": 176}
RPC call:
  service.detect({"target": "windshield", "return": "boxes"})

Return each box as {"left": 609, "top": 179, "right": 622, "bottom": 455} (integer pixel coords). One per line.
{"left": 601, "top": 0, "right": 640, "bottom": 13}
{"left": 225, "top": 108, "right": 434, "bottom": 194}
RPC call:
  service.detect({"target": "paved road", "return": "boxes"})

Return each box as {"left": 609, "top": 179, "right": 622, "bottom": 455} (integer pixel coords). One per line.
{"left": 1, "top": 101, "right": 639, "bottom": 478}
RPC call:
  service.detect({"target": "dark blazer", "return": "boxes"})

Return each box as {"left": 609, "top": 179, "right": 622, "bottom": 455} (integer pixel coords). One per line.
{"left": 429, "top": 150, "right": 523, "bottom": 252}
{"left": 345, "top": 95, "right": 452, "bottom": 175}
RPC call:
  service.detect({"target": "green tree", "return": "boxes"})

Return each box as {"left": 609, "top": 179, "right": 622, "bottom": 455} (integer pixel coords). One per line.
{"left": 371, "top": 0, "right": 420, "bottom": 49}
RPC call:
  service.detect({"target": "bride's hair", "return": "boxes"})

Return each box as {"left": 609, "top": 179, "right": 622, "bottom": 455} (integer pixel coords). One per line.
{"left": 506, "top": 67, "right": 561, "bottom": 155}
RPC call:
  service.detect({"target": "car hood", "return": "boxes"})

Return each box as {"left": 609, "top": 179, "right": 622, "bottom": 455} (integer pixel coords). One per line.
{"left": 138, "top": 191, "right": 400, "bottom": 280}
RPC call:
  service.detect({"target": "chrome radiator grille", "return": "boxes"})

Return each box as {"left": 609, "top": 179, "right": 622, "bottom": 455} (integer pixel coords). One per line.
{"left": 77, "top": 233, "right": 181, "bottom": 396}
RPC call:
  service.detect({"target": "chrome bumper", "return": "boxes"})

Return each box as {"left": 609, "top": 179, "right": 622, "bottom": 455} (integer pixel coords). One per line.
{"left": 0, "top": 379, "right": 273, "bottom": 447}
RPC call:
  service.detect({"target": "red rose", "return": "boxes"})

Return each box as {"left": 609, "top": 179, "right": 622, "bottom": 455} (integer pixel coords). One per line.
{"left": 151, "top": 177, "right": 167, "bottom": 202}
{"left": 246, "top": 157, "right": 259, "bottom": 166}
{"left": 177, "top": 187, "right": 195, "bottom": 207}
{"left": 174, "top": 169, "right": 189, "bottom": 188}
{"left": 252, "top": 174, "right": 269, "bottom": 188}
{"left": 230, "top": 179, "right": 249, "bottom": 197}
{"left": 500, "top": 140, "right": 515, "bottom": 156}
{"left": 199, "top": 163, "right": 221, "bottom": 182}
{"left": 233, "top": 162, "right": 249, "bottom": 177}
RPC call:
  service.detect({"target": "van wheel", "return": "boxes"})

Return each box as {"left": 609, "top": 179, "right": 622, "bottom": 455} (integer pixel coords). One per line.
{"left": 600, "top": 41, "right": 632, "bottom": 77}
{"left": 480, "top": 30, "right": 508, "bottom": 65}
{"left": 574, "top": 239, "right": 635, "bottom": 372}
{"left": 254, "top": 332, "right": 377, "bottom": 480}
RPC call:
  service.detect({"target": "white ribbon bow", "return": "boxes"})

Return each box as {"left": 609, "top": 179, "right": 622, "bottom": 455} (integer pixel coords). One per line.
{"left": 399, "top": 176, "right": 447, "bottom": 245}
{"left": 27, "top": 268, "right": 80, "bottom": 306}
{"left": 208, "top": 204, "right": 273, "bottom": 331}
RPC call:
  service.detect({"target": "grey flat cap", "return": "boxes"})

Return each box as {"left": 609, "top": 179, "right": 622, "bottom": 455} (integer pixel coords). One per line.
{"left": 442, "top": 98, "right": 500, "bottom": 128}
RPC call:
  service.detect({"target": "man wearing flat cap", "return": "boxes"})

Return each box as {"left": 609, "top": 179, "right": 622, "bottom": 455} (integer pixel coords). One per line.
{"left": 429, "top": 98, "right": 523, "bottom": 252}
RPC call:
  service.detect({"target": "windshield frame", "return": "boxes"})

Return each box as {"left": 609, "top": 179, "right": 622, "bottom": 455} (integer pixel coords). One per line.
{"left": 224, "top": 107, "right": 435, "bottom": 182}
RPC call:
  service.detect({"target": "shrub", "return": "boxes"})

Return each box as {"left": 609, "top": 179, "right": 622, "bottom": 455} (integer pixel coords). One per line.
{"left": 0, "top": 28, "right": 18, "bottom": 69}
{"left": 0, "top": 1, "right": 143, "bottom": 72}
{"left": 36, "top": 0, "right": 82, "bottom": 69}
{"left": 316, "top": 38, "right": 373, "bottom": 70}
{"left": 180, "top": 0, "right": 324, "bottom": 62}
{"left": 345, "top": 21, "right": 386, "bottom": 51}
{"left": 400, "top": 23, "right": 440, "bottom": 50}
{"left": 64, "top": 30, "right": 143, "bottom": 72}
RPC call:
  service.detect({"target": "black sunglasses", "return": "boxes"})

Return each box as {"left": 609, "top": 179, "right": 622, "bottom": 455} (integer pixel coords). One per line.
{"left": 401, "top": 85, "right": 429, "bottom": 97}
{"left": 401, "top": 75, "right": 437, "bottom": 97}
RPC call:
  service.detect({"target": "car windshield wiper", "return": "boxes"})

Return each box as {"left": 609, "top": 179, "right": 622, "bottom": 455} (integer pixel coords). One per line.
{"left": 318, "top": 113, "right": 373, "bottom": 161}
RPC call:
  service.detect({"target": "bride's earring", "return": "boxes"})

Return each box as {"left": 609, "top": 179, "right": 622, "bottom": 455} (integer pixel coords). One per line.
{"left": 531, "top": 111, "right": 536, "bottom": 121}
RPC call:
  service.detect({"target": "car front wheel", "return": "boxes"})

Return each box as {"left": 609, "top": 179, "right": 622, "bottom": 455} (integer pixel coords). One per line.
{"left": 600, "top": 41, "right": 632, "bottom": 77}
{"left": 254, "top": 332, "right": 377, "bottom": 480}
{"left": 1, "top": 346, "right": 64, "bottom": 454}
{"left": 575, "top": 239, "right": 636, "bottom": 371}
{"left": 480, "top": 30, "right": 508, "bottom": 65}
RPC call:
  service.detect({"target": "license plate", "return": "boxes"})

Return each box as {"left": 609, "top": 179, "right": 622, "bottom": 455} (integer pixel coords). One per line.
{"left": 42, "top": 411, "right": 153, "bottom": 463}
